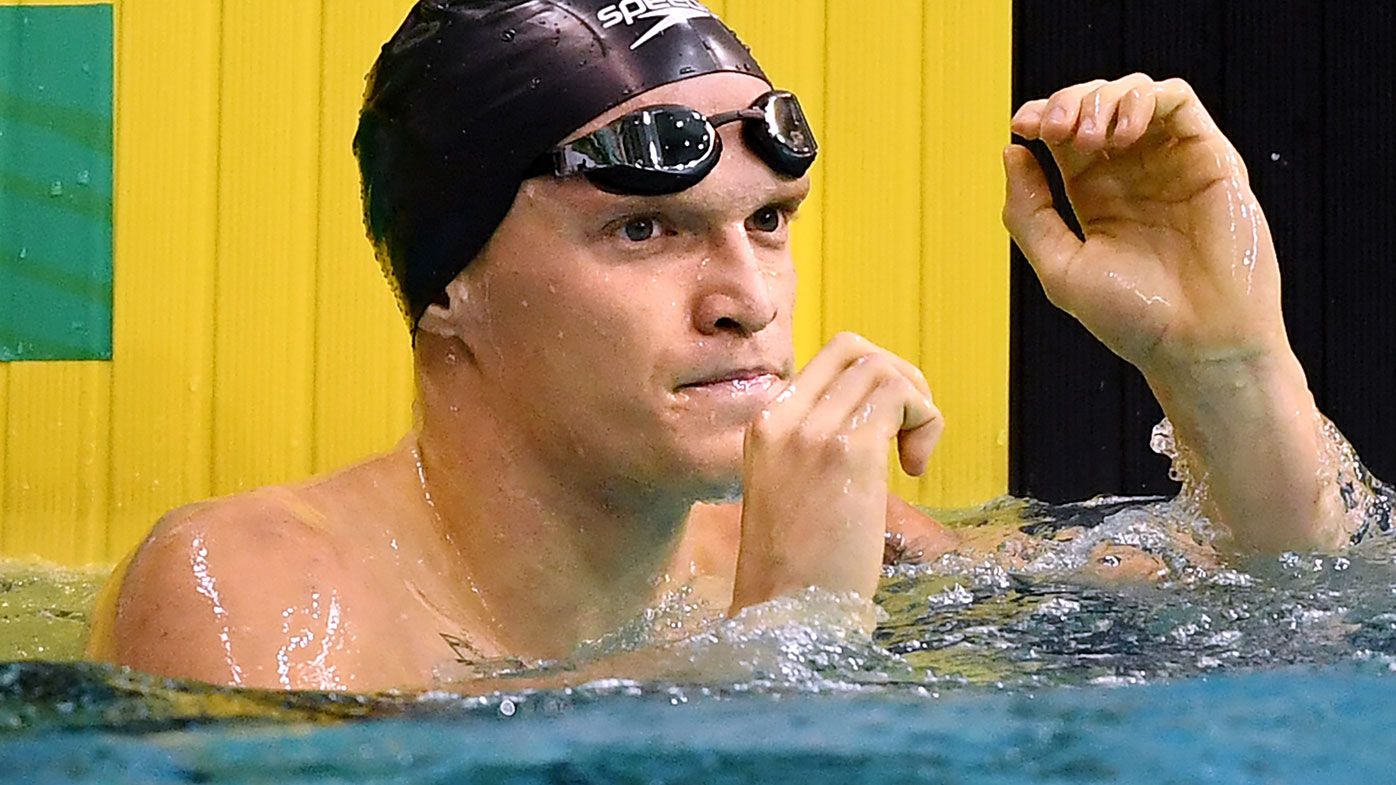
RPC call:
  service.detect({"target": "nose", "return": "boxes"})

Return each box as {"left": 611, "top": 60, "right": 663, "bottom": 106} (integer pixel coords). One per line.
{"left": 691, "top": 226, "right": 779, "bottom": 337}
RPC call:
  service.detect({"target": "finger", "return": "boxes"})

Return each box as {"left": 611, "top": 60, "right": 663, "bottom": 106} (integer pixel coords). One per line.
{"left": 1010, "top": 98, "right": 1050, "bottom": 139}
{"left": 806, "top": 354, "right": 933, "bottom": 439}
{"left": 896, "top": 403, "right": 943, "bottom": 476}
{"left": 769, "top": 333, "right": 931, "bottom": 422}
{"left": 1111, "top": 84, "right": 1156, "bottom": 148}
{"left": 782, "top": 331, "right": 875, "bottom": 397}
{"left": 1038, "top": 79, "right": 1107, "bottom": 146}
{"left": 1153, "top": 77, "right": 1221, "bottom": 141}
{"left": 1002, "top": 145, "right": 1082, "bottom": 303}
{"left": 1073, "top": 73, "right": 1155, "bottom": 154}
{"left": 841, "top": 376, "right": 942, "bottom": 477}
{"left": 829, "top": 362, "right": 937, "bottom": 450}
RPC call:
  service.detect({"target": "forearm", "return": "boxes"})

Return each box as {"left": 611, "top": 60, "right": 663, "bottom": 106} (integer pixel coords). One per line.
{"left": 1146, "top": 348, "right": 1352, "bottom": 552}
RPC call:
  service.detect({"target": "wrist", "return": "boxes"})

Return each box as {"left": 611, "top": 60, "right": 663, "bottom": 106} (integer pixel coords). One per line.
{"left": 1146, "top": 345, "right": 1316, "bottom": 457}
{"left": 1147, "top": 341, "right": 1307, "bottom": 408}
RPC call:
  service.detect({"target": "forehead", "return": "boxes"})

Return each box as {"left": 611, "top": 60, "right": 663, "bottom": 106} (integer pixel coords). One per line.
{"left": 561, "top": 72, "right": 774, "bottom": 143}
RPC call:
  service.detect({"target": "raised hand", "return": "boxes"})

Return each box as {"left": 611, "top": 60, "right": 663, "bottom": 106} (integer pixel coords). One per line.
{"left": 1004, "top": 75, "right": 1361, "bottom": 553}
{"left": 1004, "top": 74, "right": 1289, "bottom": 378}
{"left": 730, "top": 333, "right": 943, "bottom": 611}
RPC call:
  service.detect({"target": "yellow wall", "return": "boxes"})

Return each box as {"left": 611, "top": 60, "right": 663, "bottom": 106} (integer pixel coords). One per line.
{"left": 0, "top": 0, "right": 1011, "bottom": 565}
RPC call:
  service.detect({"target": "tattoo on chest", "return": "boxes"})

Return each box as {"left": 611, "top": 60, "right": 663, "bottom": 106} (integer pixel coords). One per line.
{"left": 440, "top": 631, "right": 481, "bottom": 664}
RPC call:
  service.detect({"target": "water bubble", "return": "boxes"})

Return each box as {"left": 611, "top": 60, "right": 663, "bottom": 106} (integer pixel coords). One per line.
{"left": 76, "top": 170, "right": 91, "bottom": 186}
{"left": 49, "top": 181, "right": 64, "bottom": 197}
{"left": 500, "top": 28, "right": 517, "bottom": 42}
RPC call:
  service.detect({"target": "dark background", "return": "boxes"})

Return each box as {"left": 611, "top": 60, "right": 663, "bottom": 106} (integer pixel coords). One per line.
{"left": 1009, "top": 1, "right": 1396, "bottom": 501}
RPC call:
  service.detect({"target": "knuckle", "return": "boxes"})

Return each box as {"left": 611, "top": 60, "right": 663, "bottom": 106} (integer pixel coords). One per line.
{"left": 863, "top": 353, "right": 900, "bottom": 381}
{"left": 832, "top": 331, "right": 866, "bottom": 348}
{"left": 792, "top": 425, "right": 831, "bottom": 455}
{"left": 747, "top": 415, "right": 779, "bottom": 444}
{"left": 1045, "top": 86, "right": 1075, "bottom": 110}
{"left": 1159, "top": 76, "right": 1192, "bottom": 94}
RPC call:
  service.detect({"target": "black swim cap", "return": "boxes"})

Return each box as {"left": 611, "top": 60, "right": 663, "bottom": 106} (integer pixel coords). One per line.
{"left": 355, "top": 0, "right": 769, "bottom": 330}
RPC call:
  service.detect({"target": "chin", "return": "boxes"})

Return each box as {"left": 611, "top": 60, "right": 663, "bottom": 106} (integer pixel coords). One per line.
{"left": 661, "top": 441, "right": 745, "bottom": 504}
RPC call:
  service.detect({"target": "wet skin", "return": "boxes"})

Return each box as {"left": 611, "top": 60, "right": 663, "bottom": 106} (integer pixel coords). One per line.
{"left": 87, "top": 73, "right": 1349, "bottom": 691}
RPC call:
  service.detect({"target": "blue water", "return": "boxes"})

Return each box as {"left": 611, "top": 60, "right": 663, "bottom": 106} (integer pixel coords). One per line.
{"left": 2, "top": 665, "right": 1391, "bottom": 784}
{"left": 2, "top": 493, "right": 1394, "bottom": 783}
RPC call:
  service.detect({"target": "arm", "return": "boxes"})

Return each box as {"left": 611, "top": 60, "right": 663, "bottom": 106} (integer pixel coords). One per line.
{"left": 1004, "top": 74, "right": 1352, "bottom": 551}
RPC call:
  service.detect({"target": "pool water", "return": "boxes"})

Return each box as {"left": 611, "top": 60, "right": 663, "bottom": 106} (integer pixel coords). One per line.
{"left": 2, "top": 492, "right": 1395, "bottom": 783}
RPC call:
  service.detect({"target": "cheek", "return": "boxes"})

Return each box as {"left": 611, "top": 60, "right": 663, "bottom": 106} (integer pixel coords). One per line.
{"left": 489, "top": 281, "right": 665, "bottom": 394}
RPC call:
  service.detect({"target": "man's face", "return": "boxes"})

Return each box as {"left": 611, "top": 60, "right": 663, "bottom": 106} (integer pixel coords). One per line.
{"left": 439, "top": 73, "right": 808, "bottom": 501}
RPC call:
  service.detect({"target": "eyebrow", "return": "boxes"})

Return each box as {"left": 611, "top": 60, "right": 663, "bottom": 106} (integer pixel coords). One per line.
{"left": 594, "top": 179, "right": 812, "bottom": 216}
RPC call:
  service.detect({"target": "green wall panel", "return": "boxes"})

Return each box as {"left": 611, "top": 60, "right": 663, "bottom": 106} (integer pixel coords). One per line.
{"left": 0, "top": 3, "right": 113, "bottom": 361}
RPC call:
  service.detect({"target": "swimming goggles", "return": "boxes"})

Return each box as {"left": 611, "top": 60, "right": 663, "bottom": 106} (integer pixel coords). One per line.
{"left": 527, "top": 90, "right": 817, "bottom": 195}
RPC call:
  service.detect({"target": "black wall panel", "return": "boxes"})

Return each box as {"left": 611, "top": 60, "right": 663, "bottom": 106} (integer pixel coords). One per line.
{"left": 1010, "top": 1, "right": 1396, "bottom": 501}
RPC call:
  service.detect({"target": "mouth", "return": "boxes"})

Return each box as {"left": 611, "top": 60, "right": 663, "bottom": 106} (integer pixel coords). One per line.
{"left": 675, "top": 366, "right": 785, "bottom": 396}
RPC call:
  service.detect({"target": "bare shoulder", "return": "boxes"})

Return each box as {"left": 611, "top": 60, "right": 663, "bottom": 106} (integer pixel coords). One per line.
{"left": 90, "top": 489, "right": 377, "bottom": 690}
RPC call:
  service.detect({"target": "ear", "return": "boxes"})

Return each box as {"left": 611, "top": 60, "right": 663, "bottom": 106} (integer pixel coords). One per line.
{"left": 416, "top": 278, "right": 475, "bottom": 340}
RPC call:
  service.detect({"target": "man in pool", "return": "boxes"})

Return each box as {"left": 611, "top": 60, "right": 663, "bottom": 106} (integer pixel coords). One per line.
{"left": 85, "top": 1, "right": 1362, "bottom": 691}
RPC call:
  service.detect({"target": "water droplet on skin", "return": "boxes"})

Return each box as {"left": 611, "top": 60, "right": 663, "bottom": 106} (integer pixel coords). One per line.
{"left": 530, "top": 77, "right": 542, "bottom": 89}
{"left": 547, "top": 283, "right": 558, "bottom": 294}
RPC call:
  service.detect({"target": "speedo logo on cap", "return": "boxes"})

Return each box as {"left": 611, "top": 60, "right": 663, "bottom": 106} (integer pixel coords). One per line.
{"left": 597, "top": 0, "right": 714, "bottom": 50}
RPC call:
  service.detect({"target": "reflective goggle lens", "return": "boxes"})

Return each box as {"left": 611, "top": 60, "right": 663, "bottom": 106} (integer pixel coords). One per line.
{"left": 764, "top": 92, "right": 815, "bottom": 156}
{"left": 613, "top": 107, "right": 715, "bottom": 172}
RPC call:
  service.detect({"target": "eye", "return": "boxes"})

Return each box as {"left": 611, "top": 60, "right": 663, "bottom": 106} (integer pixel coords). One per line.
{"left": 747, "top": 206, "right": 785, "bottom": 234}
{"left": 618, "top": 216, "right": 663, "bottom": 243}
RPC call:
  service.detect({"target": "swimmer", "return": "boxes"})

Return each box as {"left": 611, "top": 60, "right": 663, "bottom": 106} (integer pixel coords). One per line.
{"left": 85, "top": 1, "right": 1361, "bottom": 691}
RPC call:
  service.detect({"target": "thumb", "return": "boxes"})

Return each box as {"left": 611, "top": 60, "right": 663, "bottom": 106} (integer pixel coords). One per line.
{"left": 1002, "top": 145, "right": 1081, "bottom": 295}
